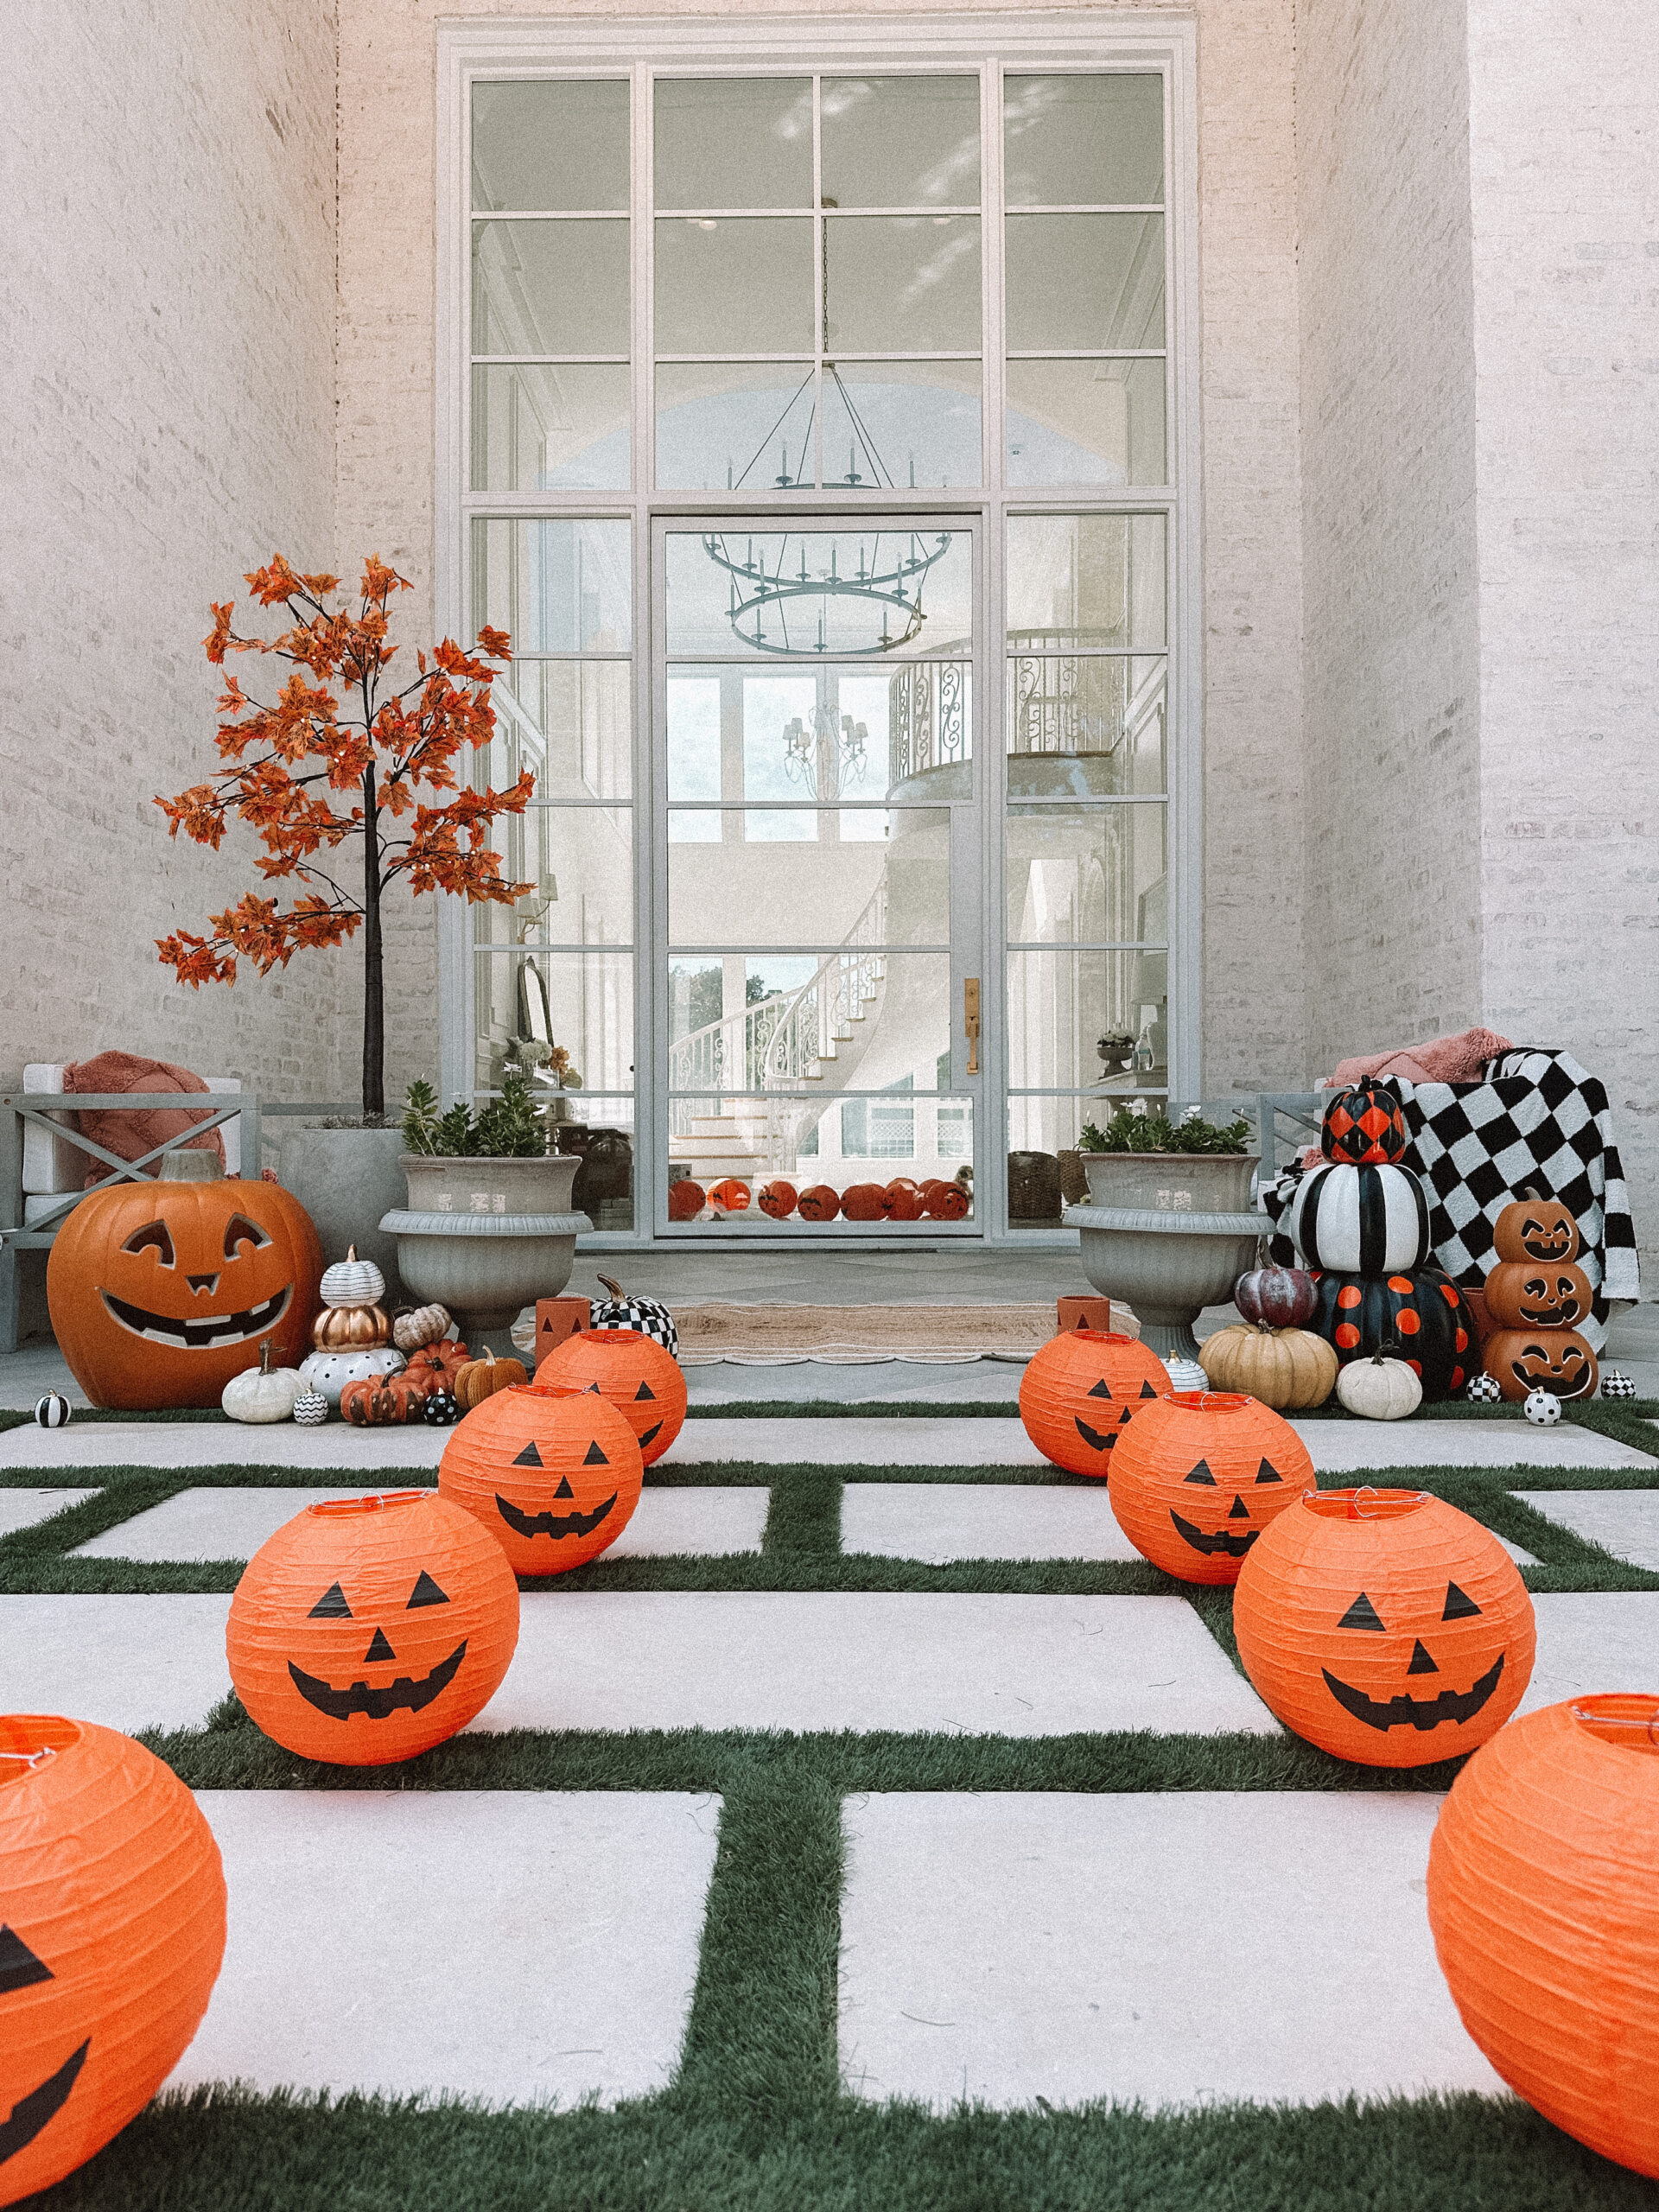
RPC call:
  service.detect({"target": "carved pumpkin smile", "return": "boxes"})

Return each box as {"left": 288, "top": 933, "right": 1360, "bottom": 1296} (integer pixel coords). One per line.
{"left": 1501, "top": 1338, "right": 1597, "bottom": 1398}
{"left": 1515, "top": 1220, "right": 1573, "bottom": 1261}
{"left": 101, "top": 1282, "right": 291, "bottom": 1349}
{"left": 0, "top": 1927, "right": 87, "bottom": 2170}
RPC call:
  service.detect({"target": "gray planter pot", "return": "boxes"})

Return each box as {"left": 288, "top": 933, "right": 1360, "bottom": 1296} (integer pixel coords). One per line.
{"left": 279, "top": 1126, "right": 410, "bottom": 1306}
{"left": 1068, "top": 1151, "right": 1262, "bottom": 1360}
{"left": 378, "top": 1206, "right": 592, "bottom": 1357}
{"left": 400, "top": 1151, "right": 581, "bottom": 1217}
{"left": 1079, "top": 1151, "right": 1259, "bottom": 1213}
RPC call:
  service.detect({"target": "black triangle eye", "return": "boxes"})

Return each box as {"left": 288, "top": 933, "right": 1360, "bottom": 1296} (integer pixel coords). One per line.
{"left": 583, "top": 1440, "right": 609, "bottom": 1465}
{"left": 1183, "top": 1459, "right": 1217, "bottom": 1485}
{"left": 1255, "top": 1459, "right": 1282, "bottom": 1484}
{"left": 1443, "top": 1582, "right": 1482, "bottom": 1621}
{"left": 408, "top": 1571, "right": 448, "bottom": 1609}
{"left": 1139, "top": 1380, "right": 1159, "bottom": 1398}
{"left": 308, "top": 1582, "right": 352, "bottom": 1618}
{"left": 634, "top": 1382, "right": 656, "bottom": 1402}
{"left": 512, "top": 1441, "right": 543, "bottom": 1467}
{"left": 122, "top": 1221, "right": 175, "bottom": 1267}
{"left": 1086, "top": 1379, "right": 1113, "bottom": 1399}
{"left": 1338, "top": 1592, "right": 1385, "bottom": 1632}
{"left": 0, "top": 1924, "right": 53, "bottom": 1995}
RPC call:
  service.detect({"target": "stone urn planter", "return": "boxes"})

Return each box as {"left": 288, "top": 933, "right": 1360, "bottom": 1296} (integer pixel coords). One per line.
{"left": 279, "top": 1126, "right": 409, "bottom": 1305}
{"left": 380, "top": 1152, "right": 588, "bottom": 1356}
{"left": 1066, "top": 1150, "right": 1262, "bottom": 1361}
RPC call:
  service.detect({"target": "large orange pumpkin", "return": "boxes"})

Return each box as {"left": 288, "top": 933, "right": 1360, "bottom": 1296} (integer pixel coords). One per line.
{"left": 226, "top": 1491, "right": 519, "bottom": 1764}
{"left": 534, "top": 1326, "right": 687, "bottom": 1465}
{"left": 1106, "top": 1390, "right": 1315, "bottom": 1583}
{"left": 1019, "top": 1327, "right": 1170, "bottom": 1477}
{"left": 1427, "top": 1694, "right": 1659, "bottom": 2177}
{"left": 1493, "top": 1193, "right": 1580, "bottom": 1265}
{"left": 439, "top": 1383, "right": 643, "bottom": 1574}
{"left": 0, "top": 1714, "right": 226, "bottom": 2208}
{"left": 1482, "top": 1260, "right": 1594, "bottom": 1332}
{"left": 1232, "top": 1488, "right": 1535, "bottom": 1765}
{"left": 1484, "top": 1326, "right": 1599, "bottom": 1402}
{"left": 46, "top": 1172, "right": 321, "bottom": 1410}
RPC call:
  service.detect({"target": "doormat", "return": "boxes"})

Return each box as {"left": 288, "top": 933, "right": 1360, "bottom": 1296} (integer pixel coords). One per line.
{"left": 663, "top": 1300, "right": 1139, "bottom": 1364}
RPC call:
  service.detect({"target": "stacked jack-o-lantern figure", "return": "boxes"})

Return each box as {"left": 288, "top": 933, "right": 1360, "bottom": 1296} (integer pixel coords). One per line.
{"left": 1478, "top": 1192, "right": 1599, "bottom": 1403}
{"left": 1289, "top": 1080, "right": 1478, "bottom": 1402}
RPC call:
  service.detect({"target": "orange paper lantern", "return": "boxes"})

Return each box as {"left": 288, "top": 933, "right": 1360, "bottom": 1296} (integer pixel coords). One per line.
{"left": 1232, "top": 1487, "right": 1534, "bottom": 1765}
{"left": 667, "top": 1179, "right": 704, "bottom": 1222}
{"left": 880, "top": 1179, "right": 923, "bottom": 1220}
{"left": 708, "top": 1178, "right": 751, "bottom": 1214}
{"left": 840, "top": 1183, "right": 886, "bottom": 1222}
{"left": 1019, "top": 1327, "right": 1170, "bottom": 1478}
{"left": 0, "top": 1714, "right": 226, "bottom": 2207}
{"left": 1427, "top": 1694, "right": 1659, "bottom": 2177}
{"left": 797, "top": 1185, "right": 841, "bottom": 1222}
{"left": 922, "top": 1182, "right": 969, "bottom": 1220}
{"left": 1107, "top": 1390, "right": 1315, "bottom": 1583}
{"left": 759, "top": 1180, "right": 798, "bottom": 1219}
{"left": 439, "top": 1383, "right": 643, "bottom": 1574}
{"left": 226, "top": 1491, "right": 520, "bottom": 1765}
{"left": 534, "top": 1325, "right": 687, "bottom": 1465}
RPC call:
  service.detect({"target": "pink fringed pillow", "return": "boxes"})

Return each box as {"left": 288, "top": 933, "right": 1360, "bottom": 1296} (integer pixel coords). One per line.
{"left": 64, "top": 1052, "right": 226, "bottom": 1185}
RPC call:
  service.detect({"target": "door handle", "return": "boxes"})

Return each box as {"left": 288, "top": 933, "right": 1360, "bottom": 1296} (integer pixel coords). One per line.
{"left": 963, "top": 977, "right": 980, "bottom": 1076}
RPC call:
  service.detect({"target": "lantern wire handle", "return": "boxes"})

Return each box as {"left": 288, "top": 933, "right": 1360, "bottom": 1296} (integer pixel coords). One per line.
{"left": 0, "top": 1746, "right": 58, "bottom": 1774}
{"left": 1569, "top": 1697, "right": 1659, "bottom": 1751}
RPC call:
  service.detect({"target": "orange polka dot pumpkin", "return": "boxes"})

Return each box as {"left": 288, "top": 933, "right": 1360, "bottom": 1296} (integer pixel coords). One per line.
{"left": 1307, "top": 1268, "right": 1476, "bottom": 1401}
{"left": 1106, "top": 1391, "right": 1316, "bottom": 1584}
{"left": 226, "top": 1491, "right": 520, "bottom": 1765}
{"left": 534, "top": 1325, "right": 687, "bottom": 1465}
{"left": 0, "top": 1714, "right": 226, "bottom": 2208}
{"left": 1232, "top": 1487, "right": 1534, "bottom": 1766}
{"left": 1019, "top": 1328, "right": 1170, "bottom": 1478}
{"left": 439, "top": 1384, "right": 643, "bottom": 1574}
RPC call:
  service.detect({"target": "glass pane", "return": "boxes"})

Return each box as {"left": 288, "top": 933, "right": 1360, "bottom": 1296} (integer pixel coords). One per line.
{"left": 471, "top": 365, "right": 630, "bottom": 492}
{"left": 669, "top": 808, "right": 949, "bottom": 946}
{"left": 474, "top": 950, "right": 634, "bottom": 1098}
{"left": 1007, "top": 359, "right": 1165, "bottom": 487}
{"left": 669, "top": 664, "right": 969, "bottom": 806}
{"left": 655, "top": 363, "right": 815, "bottom": 492}
{"left": 655, "top": 218, "right": 814, "bottom": 357}
{"left": 1006, "top": 214, "right": 1165, "bottom": 352}
{"left": 1003, "top": 74, "right": 1164, "bottom": 207}
{"left": 472, "top": 519, "right": 632, "bottom": 654}
{"left": 471, "top": 79, "right": 630, "bottom": 213}
{"left": 654, "top": 78, "right": 813, "bottom": 209}
{"left": 472, "top": 221, "right": 629, "bottom": 356}
{"left": 1006, "top": 656, "right": 1167, "bottom": 785}
{"left": 822, "top": 363, "right": 981, "bottom": 490}
{"left": 824, "top": 215, "right": 981, "bottom": 352}
{"left": 887, "top": 661, "right": 974, "bottom": 794}
{"left": 668, "top": 951, "right": 950, "bottom": 1100}
{"left": 1007, "top": 804, "right": 1166, "bottom": 944}
{"left": 476, "top": 661, "right": 633, "bottom": 803}
{"left": 474, "top": 807, "right": 632, "bottom": 950}
{"left": 1006, "top": 516, "right": 1166, "bottom": 647}
{"left": 554, "top": 1103, "right": 636, "bottom": 1233}
{"left": 665, "top": 1090, "right": 974, "bottom": 1221}
{"left": 1007, "top": 950, "right": 1168, "bottom": 1094}
{"left": 667, "top": 529, "right": 972, "bottom": 659}
{"left": 822, "top": 76, "right": 982, "bottom": 208}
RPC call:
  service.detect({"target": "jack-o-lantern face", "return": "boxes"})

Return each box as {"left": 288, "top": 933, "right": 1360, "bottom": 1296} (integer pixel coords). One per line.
{"left": 533, "top": 1327, "right": 687, "bottom": 1465}
{"left": 1485, "top": 1328, "right": 1599, "bottom": 1402}
{"left": 1232, "top": 1489, "right": 1535, "bottom": 1767}
{"left": 439, "top": 1383, "right": 644, "bottom": 1574}
{"left": 1483, "top": 1261, "right": 1593, "bottom": 1331}
{"left": 226, "top": 1492, "right": 519, "bottom": 1764}
{"left": 1106, "top": 1392, "right": 1317, "bottom": 1584}
{"left": 0, "top": 1923, "right": 86, "bottom": 2168}
{"left": 1019, "top": 1328, "right": 1171, "bottom": 1478}
{"left": 47, "top": 1175, "right": 322, "bottom": 1410}
{"left": 1493, "top": 1195, "right": 1580, "bottom": 1266}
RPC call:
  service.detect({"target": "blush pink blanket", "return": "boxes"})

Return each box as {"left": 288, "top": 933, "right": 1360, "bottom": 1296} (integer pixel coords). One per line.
{"left": 1323, "top": 1027, "right": 1514, "bottom": 1090}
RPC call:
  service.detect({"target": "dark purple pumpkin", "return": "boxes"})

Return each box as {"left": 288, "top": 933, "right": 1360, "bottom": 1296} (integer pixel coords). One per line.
{"left": 1235, "top": 1263, "right": 1317, "bottom": 1329}
{"left": 1320, "top": 1080, "right": 1408, "bottom": 1166}
{"left": 1307, "top": 1268, "right": 1476, "bottom": 1402}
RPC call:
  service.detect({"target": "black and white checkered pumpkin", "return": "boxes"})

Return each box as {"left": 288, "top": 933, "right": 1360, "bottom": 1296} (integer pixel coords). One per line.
{"left": 590, "top": 1274, "right": 678, "bottom": 1359}
{"left": 1601, "top": 1370, "right": 1637, "bottom": 1402}
{"left": 1464, "top": 1372, "right": 1503, "bottom": 1405}
{"left": 34, "top": 1392, "right": 71, "bottom": 1429}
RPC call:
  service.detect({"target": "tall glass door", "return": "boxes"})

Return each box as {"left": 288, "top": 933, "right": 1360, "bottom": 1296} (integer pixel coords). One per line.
{"left": 652, "top": 515, "right": 983, "bottom": 1233}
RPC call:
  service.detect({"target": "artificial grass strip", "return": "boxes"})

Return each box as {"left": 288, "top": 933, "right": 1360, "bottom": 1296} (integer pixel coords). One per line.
{"left": 686, "top": 1398, "right": 1023, "bottom": 1419}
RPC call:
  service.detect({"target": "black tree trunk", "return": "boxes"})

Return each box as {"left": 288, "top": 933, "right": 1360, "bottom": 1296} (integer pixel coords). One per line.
{"left": 361, "top": 765, "right": 385, "bottom": 1117}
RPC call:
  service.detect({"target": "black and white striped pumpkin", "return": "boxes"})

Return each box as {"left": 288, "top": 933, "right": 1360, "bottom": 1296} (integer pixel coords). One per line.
{"left": 1287, "top": 1160, "right": 1430, "bottom": 1275}
{"left": 34, "top": 1392, "right": 71, "bottom": 1429}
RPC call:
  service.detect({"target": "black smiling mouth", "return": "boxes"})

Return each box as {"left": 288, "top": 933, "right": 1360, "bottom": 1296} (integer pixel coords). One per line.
{"left": 1322, "top": 1652, "right": 1505, "bottom": 1732}
{"left": 496, "top": 1491, "right": 617, "bottom": 1541}
{"left": 1509, "top": 1357, "right": 1595, "bottom": 1399}
{"left": 1522, "top": 1233, "right": 1573, "bottom": 1259}
{"left": 0, "top": 2038, "right": 88, "bottom": 2166}
{"left": 288, "top": 1640, "right": 467, "bottom": 1721}
{"left": 100, "top": 1285, "right": 291, "bottom": 1350}
{"left": 1169, "top": 1510, "right": 1257, "bottom": 1559}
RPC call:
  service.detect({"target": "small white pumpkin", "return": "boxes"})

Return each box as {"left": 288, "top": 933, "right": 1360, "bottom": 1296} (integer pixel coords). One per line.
{"left": 320, "top": 1244, "right": 387, "bottom": 1309}
{"left": 1524, "top": 1387, "right": 1562, "bottom": 1426}
{"left": 1336, "top": 1351, "right": 1422, "bottom": 1422}
{"left": 297, "top": 1343, "right": 405, "bottom": 1408}
{"left": 392, "top": 1302, "right": 452, "bottom": 1353}
{"left": 292, "top": 1389, "right": 329, "bottom": 1426}
{"left": 222, "top": 1341, "right": 305, "bottom": 1425}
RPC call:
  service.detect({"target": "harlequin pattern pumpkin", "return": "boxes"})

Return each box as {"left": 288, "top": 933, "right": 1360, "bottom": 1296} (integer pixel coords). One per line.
{"left": 1483, "top": 1261, "right": 1593, "bottom": 1332}
{"left": 226, "top": 1490, "right": 519, "bottom": 1765}
{"left": 1234, "top": 1263, "right": 1317, "bottom": 1329}
{"left": 1197, "top": 1325, "right": 1337, "bottom": 1409}
{"left": 1287, "top": 1160, "right": 1430, "bottom": 1275}
{"left": 668, "top": 1179, "right": 705, "bottom": 1222}
{"left": 708, "top": 1179, "right": 750, "bottom": 1214}
{"left": 840, "top": 1183, "right": 886, "bottom": 1223}
{"left": 1019, "top": 1327, "right": 1171, "bottom": 1478}
{"left": 797, "top": 1185, "right": 842, "bottom": 1222}
{"left": 1320, "top": 1081, "right": 1408, "bottom": 1166}
{"left": 1493, "top": 1193, "right": 1580, "bottom": 1265}
{"left": 535, "top": 1325, "right": 687, "bottom": 1465}
{"left": 921, "top": 1182, "right": 969, "bottom": 1220}
{"left": 589, "top": 1275, "right": 678, "bottom": 1357}
{"left": 1602, "top": 1370, "right": 1637, "bottom": 1402}
{"left": 0, "top": 1714, "right": 226, "bottom": 2207}
{"left": 759, "top": 1180, "right": 798, "bottom": 1219}
{"left": 1107, "top": 1391, "right": 1317, "bottom": 1585}
{"left": 1427, "top": 1694, "right": 1659, "bottom": 2178}
{"left": 1308, "top": 1269, "right": 1476, "bottom": 1401}
{"left": 880, "top": 1179, "right": 923, "bottom": 1221}
{"left": 1484, "top": 1328, "right": 1599, "bottom": 1402}
{"left": 1232, "top": 1488, "right": 1534, "bottom": 1765}
{"left": 439, "top": 1383, "right": 643, "bottom": 1574}
{"left": 1465, "top": 1372, "right": 1503, "bottom": 1405}
{"left": 46, "top": 1173, "right": 323, "bottom": 1411}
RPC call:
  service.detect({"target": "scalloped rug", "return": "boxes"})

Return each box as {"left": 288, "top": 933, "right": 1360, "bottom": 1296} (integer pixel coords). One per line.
{"left": 660, "top": 1300, "right": 1139, "bottom": 1365}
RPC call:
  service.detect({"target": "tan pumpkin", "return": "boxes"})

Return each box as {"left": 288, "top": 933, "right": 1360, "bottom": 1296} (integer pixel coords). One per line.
{"left": 1198, "top": 1323, "right": 1338, "bottom": 1409}
{"left": 392, "top": 1302, "right": 452, "bottom": 1353}
{"left": 454, "top": 1348, "right": 530, "bottom": 1412}
{"left": 340, "top": 1376, "right": 404, "bottom": 1427}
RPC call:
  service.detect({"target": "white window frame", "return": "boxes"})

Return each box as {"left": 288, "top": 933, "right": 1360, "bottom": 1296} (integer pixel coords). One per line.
{"left": 436, "top": 12, "right": 1201, "bottom": 1248}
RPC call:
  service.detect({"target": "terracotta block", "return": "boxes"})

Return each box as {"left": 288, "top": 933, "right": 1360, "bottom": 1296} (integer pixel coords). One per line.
{"left": 1058, "top": 1296, "right": 1115, "bottom": 1335}
{"left": 533, "top": 1295, "right": 589, "bottom": 1369}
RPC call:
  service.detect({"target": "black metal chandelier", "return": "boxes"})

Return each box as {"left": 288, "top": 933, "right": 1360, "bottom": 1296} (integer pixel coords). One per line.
{"left": 700, "top": 524, "right": 951, "bottom": 657}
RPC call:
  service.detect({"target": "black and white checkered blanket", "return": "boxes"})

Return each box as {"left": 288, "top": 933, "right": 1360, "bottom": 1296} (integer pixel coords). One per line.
{"left": 1262, "top": 1049, "right": 1641, "bottom": 1351}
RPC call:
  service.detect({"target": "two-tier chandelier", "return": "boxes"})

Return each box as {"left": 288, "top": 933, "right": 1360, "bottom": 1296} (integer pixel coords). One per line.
{"left": 700, "top": 526, "right": 951, "bottom": 657}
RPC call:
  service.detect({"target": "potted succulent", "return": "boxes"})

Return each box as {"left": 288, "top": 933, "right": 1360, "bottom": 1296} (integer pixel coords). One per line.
{"left": 1068, "top": 1106, "right": 1263, "bottom": 1360}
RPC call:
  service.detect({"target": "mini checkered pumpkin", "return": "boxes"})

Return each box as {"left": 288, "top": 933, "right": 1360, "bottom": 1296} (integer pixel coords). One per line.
{"left": 1602, "top": 1370, "right": 1637, "bottom": 1402}
{"left": 589, "top": 1274, "right": 678, "bottom": 1359}
{"left": 1465, "top": 1372, "right": 1503, "bottom": 1405}
{"left": 1320, "top": 1081, "right": 1408, "bottom": 1166}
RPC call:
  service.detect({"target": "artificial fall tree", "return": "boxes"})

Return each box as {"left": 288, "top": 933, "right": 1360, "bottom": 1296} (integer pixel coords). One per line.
{"left": 156, "top": 556, "right": 534, "bottom": 1116}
